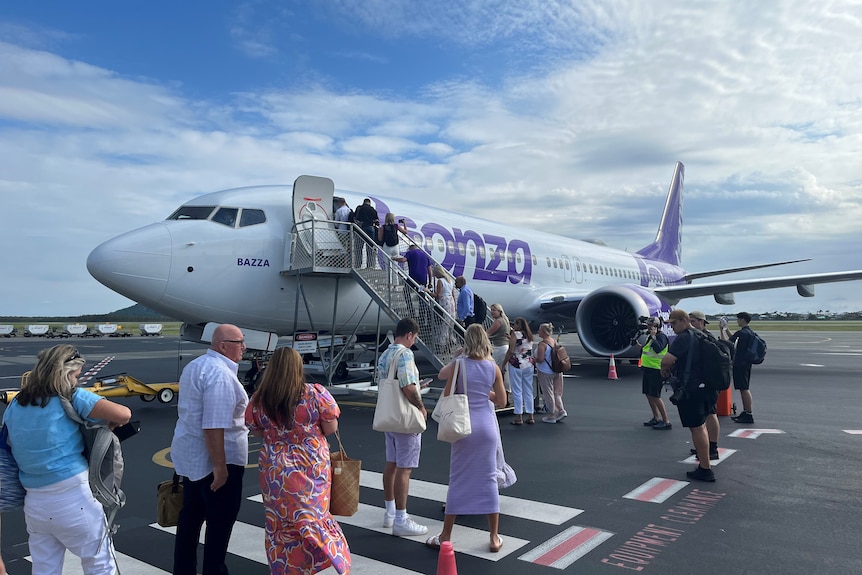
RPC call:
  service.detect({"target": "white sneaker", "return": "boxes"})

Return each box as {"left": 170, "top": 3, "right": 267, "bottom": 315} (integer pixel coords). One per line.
{"left": 382, "top": 511, "right": 395, "bottom": 528}
{"left": 392, "top": 517, "right": 428, "bottom": 536}
{"left": 542, "top": 415, "right": 557, "bottom": 424}
{"left": 555, "top": 410, "right": 568, "bottom": 421}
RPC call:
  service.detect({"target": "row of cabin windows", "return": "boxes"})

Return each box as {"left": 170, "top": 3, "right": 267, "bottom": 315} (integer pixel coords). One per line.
{"left": 548, "top": 258, "right": 644, "bottom": 281}
{"left": 167, "top": 206, "right": 267, "bottom": 228}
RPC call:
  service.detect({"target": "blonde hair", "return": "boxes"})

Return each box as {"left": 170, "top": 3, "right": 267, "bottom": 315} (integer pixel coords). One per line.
{"left": 464, "top": 324, "right": 493, "bottom": 359}
{"left": 539, "top": 322, "right": 554, "bottom": 337}
{"left": 17, "top": 344, "right": 85, "bottom": 407}
{"left": 384, "top": 213, "right": 396, "bottom": 225}
{"left": 490, "top": 303, "right": 510, "bottom": 334}
{"left": 252, "top": 347, "right": 306, "bottom": 428}
{"left": 432, "top": 265, "right": 450, "bottom": 280}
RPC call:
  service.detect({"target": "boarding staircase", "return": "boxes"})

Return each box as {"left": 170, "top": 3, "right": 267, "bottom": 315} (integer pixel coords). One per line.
{"left": 286, "top": 219, "right": 465, "bottom": 373}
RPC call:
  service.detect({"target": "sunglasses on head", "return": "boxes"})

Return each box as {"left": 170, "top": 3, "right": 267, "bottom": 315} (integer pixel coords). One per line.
{"left": 65, "top": 350, "right": 81, "bottom": 363}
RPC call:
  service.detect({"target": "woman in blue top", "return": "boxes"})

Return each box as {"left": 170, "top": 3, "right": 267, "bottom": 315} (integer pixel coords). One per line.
{"left": 3, "top": 344, "right": 131, "bottom": 575}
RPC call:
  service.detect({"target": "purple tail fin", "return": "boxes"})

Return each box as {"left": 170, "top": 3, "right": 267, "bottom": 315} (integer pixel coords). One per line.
{"left": 635, "top": 162, "right": 684, "bottom": 266}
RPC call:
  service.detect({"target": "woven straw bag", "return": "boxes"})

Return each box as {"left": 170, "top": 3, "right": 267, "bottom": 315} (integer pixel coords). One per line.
{"left": 329, "top": 429, "right": 361, "bottom": 516}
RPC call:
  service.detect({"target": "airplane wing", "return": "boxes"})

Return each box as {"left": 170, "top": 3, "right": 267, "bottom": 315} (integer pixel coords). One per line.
{"left": 655, "top": 270, "right": 862, "bottom": 305}
{"left": 683, "top": 259, "right": 810, "bottom": 282}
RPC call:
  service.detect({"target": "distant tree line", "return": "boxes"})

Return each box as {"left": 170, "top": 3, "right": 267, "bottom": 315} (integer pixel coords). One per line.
{"left": 3, "top": 305, "right": 862, "bottom": 324}
{"left": 0, "top": 303, "right": 176, "bottom": 323}
{"left": 749, "top": 311, "right": 862, "bottom": 321}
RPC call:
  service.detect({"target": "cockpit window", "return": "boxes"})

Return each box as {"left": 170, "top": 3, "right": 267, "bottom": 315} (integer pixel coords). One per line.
{"left": 167, "top": 206, "right": 216, "bottom": 220}
{"left": 239, "top": 209, "right": 266, "bottom": 227}
{"left": 212, "top": 207, "right": 238, "bottom": 228}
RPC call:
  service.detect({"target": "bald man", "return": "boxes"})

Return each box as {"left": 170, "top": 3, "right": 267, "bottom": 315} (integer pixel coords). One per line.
{"left": 172, "top": 324, "right": 249, "bottom": 575}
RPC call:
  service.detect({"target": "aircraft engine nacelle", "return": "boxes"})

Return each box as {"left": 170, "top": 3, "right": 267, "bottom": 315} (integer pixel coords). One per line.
{"left": 574, "top": 285, "right": 667, "bottom": 357}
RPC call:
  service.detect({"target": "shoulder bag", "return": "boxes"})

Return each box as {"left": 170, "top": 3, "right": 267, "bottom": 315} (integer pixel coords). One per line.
{"left": 372, "top": 348, "right": 427, "bottom": 434}
{"left": 432, "top": 358, "right": 472, "bottom": 443}
{"left": 329, "top": 429, "right": 361, "bottom": 516}
{"left": 496, "top": 443, "right": 517, "bottom": 490}
{"left": 156, "top": 473, "right": 184, "bottom": 527}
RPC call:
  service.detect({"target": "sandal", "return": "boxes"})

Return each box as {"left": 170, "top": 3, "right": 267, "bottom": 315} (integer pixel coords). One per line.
{"left": 490, "top": 536, "right": 504, "bottom": 553}
{"left": 525, "top": 417, "right": 535, "bottom": 424}
{"left": 510, "top": 419, "right": 523, "bottom": 426}
{"left": 425, "top": 534, "right": 442, "bottom": 550}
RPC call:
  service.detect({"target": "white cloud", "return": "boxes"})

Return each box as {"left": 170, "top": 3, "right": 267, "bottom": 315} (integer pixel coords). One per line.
{"left": 1, "top": 1, "right": 862, "bottom": 315}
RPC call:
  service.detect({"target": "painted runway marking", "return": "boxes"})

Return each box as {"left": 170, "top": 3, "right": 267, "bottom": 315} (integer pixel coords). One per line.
{"left": 843, "top": 430, "right": 862, "bottom": 435}
{"left": 680, "top": 447, "right": 737, "bottom": 465}
{"left": 247, "top": 498, "right": 529, "bottom": 561}
{"left": 728, "top": 429, "right": 785, "bottom": 439}
{"left": 153, "top": 521, "right": 424, "bottom": 574}
{"left": 519, "top": 526, "right": 614, "bottom": 569}
{"left": 34, "top": 550, "right": 170, "bottom": 575}
{"left": 359, "top": 469, "right": 583, "bottom": 525}
{"left": 623, "top": 477, "right": 689, "bottom": 504}
{"left": 798, "top": 363, "right": 824, "bottom": 367}
{"left": 78, "top": 355, "right": 114, "bottom": 384}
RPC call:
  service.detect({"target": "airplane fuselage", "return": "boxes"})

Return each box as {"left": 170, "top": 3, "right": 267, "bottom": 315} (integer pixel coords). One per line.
{"left": 88, "top": 184, "right": 683, "bottom": 352}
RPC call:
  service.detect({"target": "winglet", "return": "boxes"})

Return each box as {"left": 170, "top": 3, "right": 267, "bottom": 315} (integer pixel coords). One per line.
{"left": 635, "top": 162, "right": 684, "bottom": 266}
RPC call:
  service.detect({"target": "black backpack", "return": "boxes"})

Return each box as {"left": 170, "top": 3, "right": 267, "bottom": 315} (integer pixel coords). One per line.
{"left": 347, "top": 209, "right": 356, "bottom": 224}
{"left": 692, "top": 330, "right": 732, "bottom": 391}
{"left": 746, "top": 330, "right": 767, "bottom": 364}
{"left": 382, "top": 224, "right": 399, "bottom": 247}
{"left": 472, "top": 294, "right": 488, "bottom": 324}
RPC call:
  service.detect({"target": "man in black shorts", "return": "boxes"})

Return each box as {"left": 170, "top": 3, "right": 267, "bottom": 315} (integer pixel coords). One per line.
{"left": 635, "top": 317, "right": 671, "bottom": 430}
{"left": 689, "top": 311, "right": 720, "bottom": 460}
{"left": 721, "top": 311, "right": 755, "bottom": 423}
{"left": 661, "top": 309, "right": 715, "bottom": 482}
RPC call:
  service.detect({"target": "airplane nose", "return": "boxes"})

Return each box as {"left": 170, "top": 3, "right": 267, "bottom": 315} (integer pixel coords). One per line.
{"left": 87, "top": 223, "right": 172, "bottom": 305}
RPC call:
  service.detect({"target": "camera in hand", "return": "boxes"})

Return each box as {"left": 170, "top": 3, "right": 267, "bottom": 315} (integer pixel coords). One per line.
{"left": 664, "top": 375, "right": 687, "bottom": 406}
{"left": 629, "top": 316, "right": 656, "bottom": 345}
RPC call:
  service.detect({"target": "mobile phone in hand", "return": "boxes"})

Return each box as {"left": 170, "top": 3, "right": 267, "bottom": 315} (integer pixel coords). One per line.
{"left": 113, "top": 420, "right": 141, "bottom": 442}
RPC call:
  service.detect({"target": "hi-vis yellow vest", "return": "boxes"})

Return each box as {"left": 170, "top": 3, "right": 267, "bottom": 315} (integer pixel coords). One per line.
{"left": 640, "top": 337, "right": 668, "bottom": 370}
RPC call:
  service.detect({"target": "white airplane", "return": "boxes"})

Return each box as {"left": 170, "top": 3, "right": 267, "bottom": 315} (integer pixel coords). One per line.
{"left": 87, "top": 162, "right": 862, "bottom": 358}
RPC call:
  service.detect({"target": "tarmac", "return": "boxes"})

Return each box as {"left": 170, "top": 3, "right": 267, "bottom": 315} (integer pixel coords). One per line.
{"left": 1, "top": 330, "right": 861, "bottom": 574}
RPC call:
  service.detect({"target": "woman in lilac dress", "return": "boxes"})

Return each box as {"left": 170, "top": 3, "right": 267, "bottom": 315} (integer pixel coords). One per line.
{"left": 427, "top": 325, "right": 507, "bottom": 553}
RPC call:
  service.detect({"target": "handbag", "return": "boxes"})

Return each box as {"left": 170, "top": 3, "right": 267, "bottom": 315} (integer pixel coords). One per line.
{"left": 0, "top": 423, "right": 26, "bottom": 512}
{"left": 329, "top": 429, "right": 361, "bottom": 517}
{"left": 372, "top": 348, "right": 427, "bottom": 434}
{"left": 432, "top": 359, "right": 472, "bottom": 443}
{"left": 507, "top": 353, "right": 520, "bottom": 368}
{"left": 156, "top": 473, "right": 184, "bottom": 527}
{"left": 496, "top": 437, "right": 517, "bottom": 490}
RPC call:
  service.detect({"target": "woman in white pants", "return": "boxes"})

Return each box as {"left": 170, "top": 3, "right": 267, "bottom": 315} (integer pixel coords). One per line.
{"left": 3, "top": 345, "right": 131, "bottom": 575}
{"left": 505, "top": 317, "right": 536, "bottom": 424}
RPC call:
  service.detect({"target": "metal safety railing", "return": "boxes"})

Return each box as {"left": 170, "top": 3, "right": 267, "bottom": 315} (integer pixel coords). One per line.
{"left": 287, "top": 218, "right": 465, "bottom": 371}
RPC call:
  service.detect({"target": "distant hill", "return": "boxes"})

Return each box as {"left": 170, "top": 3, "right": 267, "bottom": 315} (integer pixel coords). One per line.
{"left": 0, "top": 304, "right": 176, "bottom": 323}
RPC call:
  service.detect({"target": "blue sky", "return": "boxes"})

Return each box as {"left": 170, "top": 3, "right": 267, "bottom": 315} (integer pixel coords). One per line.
{"left": 2, "top": 1, "right": 862, "bottom": 316}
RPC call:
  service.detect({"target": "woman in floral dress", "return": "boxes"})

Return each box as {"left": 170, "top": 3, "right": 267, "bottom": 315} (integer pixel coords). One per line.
{"left": 245, "top": 347, "right": 351, "bottom": 575}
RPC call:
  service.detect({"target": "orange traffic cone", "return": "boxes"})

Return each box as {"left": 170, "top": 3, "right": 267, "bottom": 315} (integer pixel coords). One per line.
{"left": 608, "top": 354, "right": 619, "bottom": 380}
{"left": 437, "top": 540, "right": 457, "bottom": 575}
